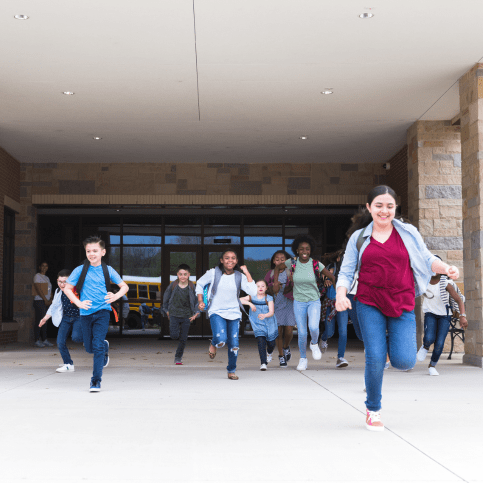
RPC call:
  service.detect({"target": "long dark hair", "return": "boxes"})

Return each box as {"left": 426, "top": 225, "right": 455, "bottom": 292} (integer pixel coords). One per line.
{"left": 345, "top": 185, "right": 406, "bottom": 240}
{"left": 217, "top": 249, "right": 242, "bottom": 273}
{"left": 270, "top": 250, "right": 292, "bottom": 269}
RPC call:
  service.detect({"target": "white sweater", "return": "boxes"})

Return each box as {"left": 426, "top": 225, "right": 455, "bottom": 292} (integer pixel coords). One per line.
{"left": 196, "top": 269, "right": 257, "bottom": 320}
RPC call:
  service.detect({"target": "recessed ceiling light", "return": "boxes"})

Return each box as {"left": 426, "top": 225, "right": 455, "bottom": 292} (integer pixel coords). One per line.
{"left": 359, "top": 13, "right": 374, "bottom": 18}
{"left": 14, "top": 15, "right": 29, "bottom": 20}
{"left": 299, "top": 135, "right": 309, "bottom": 140}
{"left": 93, "top": 136, "right": 102, "bottom": 140}
{"left": 321, "top": 90, "right": 334, "bottom": 95}
{"left": 62, "top": 91, "right": 75, "bottom": 95}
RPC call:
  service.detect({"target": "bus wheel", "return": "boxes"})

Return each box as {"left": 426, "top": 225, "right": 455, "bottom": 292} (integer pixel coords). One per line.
{"left": 127, "top": 312, "right": 141, "bottom": 329}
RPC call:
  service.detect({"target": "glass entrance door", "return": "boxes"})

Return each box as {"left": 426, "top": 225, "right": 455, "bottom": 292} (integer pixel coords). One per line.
{"left": 162, "top": 246, "right": 203, "bottom": 336}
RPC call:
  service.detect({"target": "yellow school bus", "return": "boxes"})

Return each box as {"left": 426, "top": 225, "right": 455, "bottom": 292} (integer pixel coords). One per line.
{"left": 123, "top": 277, "right": 162, "bottom": 329}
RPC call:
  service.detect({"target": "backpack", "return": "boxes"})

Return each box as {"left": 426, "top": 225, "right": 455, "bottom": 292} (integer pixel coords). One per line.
{"left": 201, "top": 267, "right": 248, "bottom": 315}
{"left": 165, "top": 280, "right": 196, "bottom": 314}
{"left": 290, "top": 257, "right": 327, "bottom": 299}
{"left": 75, "top": 259, "right": 119, "bottom": 322}
{"left": 439, "top": 275, "right": 465, "bottom": 315}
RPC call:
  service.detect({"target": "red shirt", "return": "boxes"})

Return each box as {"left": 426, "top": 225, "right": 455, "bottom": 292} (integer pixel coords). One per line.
{"left": 356, "top": 229, "right": 415, "bottom": 318}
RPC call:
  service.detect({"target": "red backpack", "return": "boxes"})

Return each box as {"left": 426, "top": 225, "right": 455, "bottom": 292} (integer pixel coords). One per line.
{"left": 290, "top": 257, "right": 327, "bottom": 299}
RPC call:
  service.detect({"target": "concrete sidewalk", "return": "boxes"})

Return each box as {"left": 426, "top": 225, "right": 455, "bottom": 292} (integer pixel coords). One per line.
{"left": 0, "top": 337, "right": 481, "bottom": 483}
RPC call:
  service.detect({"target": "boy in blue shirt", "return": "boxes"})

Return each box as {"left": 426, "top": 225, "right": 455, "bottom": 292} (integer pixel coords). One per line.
{"left": 65, "top": 236, "right": 129, "bottom": 392}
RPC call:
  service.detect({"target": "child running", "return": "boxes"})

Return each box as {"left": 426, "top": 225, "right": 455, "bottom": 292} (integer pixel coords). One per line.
{"left": 417, "top": 258, "right": 467, "bottom": 375}
{"left": 38, "top": 269, "right": 83, "bottom": 372}
{"left": 240, "top": 280, "right": 278, "bottom": 371}
{"left": 64, "top": 236, "right": 129, "bottom": 392}
{"left": 162, "top": 264, "right": 200, "bottom": 365}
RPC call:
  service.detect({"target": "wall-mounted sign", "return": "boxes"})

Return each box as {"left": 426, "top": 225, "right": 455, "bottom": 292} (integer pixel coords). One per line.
{"left": 213, "top": 239, "right": 231, "bottom": 244}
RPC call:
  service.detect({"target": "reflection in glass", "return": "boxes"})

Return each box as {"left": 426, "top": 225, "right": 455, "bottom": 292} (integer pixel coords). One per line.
{"left": 244, "top": 236, "right": 283, "bottom": 245}
{"left": 123, "top": 224, "right": 161, "bottom": 244}
{"left": 169, "top": 252, "right": 197, "bottom": 282}
{"left": 165, "top": 225, "right": 201, "bottom": 245}
{"left": 244, "top": 247, "right": 283, "bottom": 282}
{"left": 122, "top": 247, "right": 161, "bottom": 279}
{"left": 82, "top": 224, "right": 121, "bottom": 245}
{"left": 107, "top": 247, "right": 121, "bottom": 274}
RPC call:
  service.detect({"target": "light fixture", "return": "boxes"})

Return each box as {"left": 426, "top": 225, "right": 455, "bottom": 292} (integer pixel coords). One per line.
{"left": 321, "top": 90, "right": 333, "bottom": 95}
{"left": 299, "top": 135, "right": 309, "bottom": 140}
{"left": 14, "top": 15, "right": 29, "bottom": 20}
{"left": 62, "top": 91, "right": 75, "bottom": 95}
{"left": 93, "top": 136, "right": 102, "bottom": 140}
{"left": 359, "top": 13, "right": 374, "bottom": 18}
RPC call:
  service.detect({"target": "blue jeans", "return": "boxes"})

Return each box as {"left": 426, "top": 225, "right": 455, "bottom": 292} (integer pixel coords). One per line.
{"left": 210, "top": 314, "right": 240, "bottom": 373}
{"left": 322, "top": 304, "right": 348, "bottom": 359}
{"left": 293, "top": 299, "right": 321, "bottom": 358}
{"left": 423, "top": 312, "right": 451, "bottom": 367}
{"left": 357, "top": 302, "right": 417, "bottom": 412}
{"left": 57, "top": 315, "right": 83, "bottom": 365}
{"left": 347, "top": 294, "right": 363, "bottom": 341}
{"left": 81, "top": 310, "right": 110, "bottom": 384}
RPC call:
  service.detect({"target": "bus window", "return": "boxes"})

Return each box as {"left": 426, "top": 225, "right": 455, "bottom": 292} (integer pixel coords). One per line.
{"left": 128, "top": 284, "right": 137, "bottom": 299}
{"left": 149, "top": 285, "right": 159, "bottom": 300}
{"left": 139, "top": 285, "right": 148, "bottom": 299}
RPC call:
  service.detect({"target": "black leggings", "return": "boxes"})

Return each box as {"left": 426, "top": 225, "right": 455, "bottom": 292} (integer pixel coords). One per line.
{"left": 256, "top": 336, "right": 276, "bottom": 364}
{"left": 33, "top": 300, "right": 47, "bottom": 341}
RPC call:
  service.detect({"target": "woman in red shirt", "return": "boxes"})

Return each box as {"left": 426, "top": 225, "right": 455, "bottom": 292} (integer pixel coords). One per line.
{"left": 335, "top": 185, "right": 460, "bottom": 432}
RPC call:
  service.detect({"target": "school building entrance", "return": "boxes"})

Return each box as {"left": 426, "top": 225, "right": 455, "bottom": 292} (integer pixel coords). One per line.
{"left": 38, "top": 207, "right": 355, "bottom": 338}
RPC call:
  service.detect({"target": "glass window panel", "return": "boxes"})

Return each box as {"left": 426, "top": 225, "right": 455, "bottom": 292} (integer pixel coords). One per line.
{"left": 107, "top": 247, "right": 121, "bottom": 274}
{"left": 243, "top": 247, "right": 283, "bottom": 282}
{"left": 244, "top": 226, "right": 282, "bottom": 236}
{"left": 285, "top": 226, "right": 324, "bottom": 246}
{"left": 204, "top": 225, "right": 240, "bottom": 236}
{"left": 204, "top": 236, "right": 241, "bottom": 244}
{"left": 82, "top": 223, "right": 121, "bottom": 245}
{"left": 123, "top": 224, "right": 161, "bottom": 245}
{"left": 127, "top": 284, "right": 137, "bottom": 299}
{"left": 165, "top": 225, "right": 201, "bottom": 245}
{"left": 244, "top": 236, "right": 283, "bottom": 245}
{"left": 122, "top": 247, "right": 161, "bottom": 280}
{"left": 243, "top": 216, "right": 283, "bottom": 226}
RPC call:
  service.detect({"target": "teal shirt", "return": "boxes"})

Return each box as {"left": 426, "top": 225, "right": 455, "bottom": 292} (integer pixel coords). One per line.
{"left": 285, "top": 258, "right": 325, "bottom": 302}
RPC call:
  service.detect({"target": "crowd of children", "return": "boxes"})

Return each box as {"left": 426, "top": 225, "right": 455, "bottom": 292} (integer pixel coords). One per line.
{"left": 35, "top": 186, "right": 466, "bottom": 433}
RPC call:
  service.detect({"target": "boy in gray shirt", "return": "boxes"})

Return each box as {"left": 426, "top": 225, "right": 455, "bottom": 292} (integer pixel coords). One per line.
{"left": 162, "top": 264, "right": 200, "bottom": 365}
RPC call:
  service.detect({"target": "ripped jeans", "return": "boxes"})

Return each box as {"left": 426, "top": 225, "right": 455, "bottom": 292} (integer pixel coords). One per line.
{"left": 209, "top": 314, "right": 241, "bottom": 373}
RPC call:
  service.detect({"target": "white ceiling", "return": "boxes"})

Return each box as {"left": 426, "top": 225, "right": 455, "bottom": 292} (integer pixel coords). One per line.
{"left": 0, "top": 0, "right": 481, "bottom": 165}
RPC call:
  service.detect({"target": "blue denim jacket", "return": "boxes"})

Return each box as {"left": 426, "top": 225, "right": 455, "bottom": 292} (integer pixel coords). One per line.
{"left": 336, "top": 219, "right": 437, "bottom": 298}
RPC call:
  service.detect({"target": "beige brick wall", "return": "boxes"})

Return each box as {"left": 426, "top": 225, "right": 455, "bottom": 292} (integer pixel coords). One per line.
{"left": 407, "top": 120, "right": 463, "bottom": 352}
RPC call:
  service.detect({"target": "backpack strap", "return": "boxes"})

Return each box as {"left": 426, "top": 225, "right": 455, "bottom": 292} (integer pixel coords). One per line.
{"left": 207, "top": 267, "right": 223, "bottom": 309}
{"left": 356, "top": 229, "right": 366, "bottom": 253}
{"left": 101, "top": 261, "right": 111, "bottom": 294}
{"left": 234, "top": 271, "right": 248, "bottom": 315}
{"left": 76, "top": 259, "right": 91, "bottom": 296}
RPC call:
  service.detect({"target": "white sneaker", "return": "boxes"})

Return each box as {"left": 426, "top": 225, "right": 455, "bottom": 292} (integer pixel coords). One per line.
{"left": 34, "top": 340, "right": 44, "bottom": 348}
{"left": 266, "top": 352, "right": 273, "bottom": 363}
{"left": 384, "top": 361, "right": 390, "bottom": 369}
{"left": 56, "top": 364, "right": 75, "bottom": 373}
{"left": 319, "top": 339, "right": 328, "bottom": 353}
{"left": 336, "top": 357, "right": 349, "bottom": 368}
{"left": 365, "top": 409, "right": 384, "bottom": 431}
{"left": 42, "top": 340, "right": 54, "bottom": 347}
{"left": 428, "top": 366, "right": 439, "bottom": 376}
{"left": 260, "top": 364, "right": 267, "bottom": 371}
{"left": 310, "top": 343, "right": 322, "bottom": 360}
{"left": 417, "top": 346, "right": 428, "bottom": 361}
{"left": 296, "top": 358, "right": 308, "bottom": 371}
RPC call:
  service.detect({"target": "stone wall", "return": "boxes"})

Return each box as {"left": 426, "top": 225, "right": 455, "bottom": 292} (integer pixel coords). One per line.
{"left": 385, "top": 146, "right": 409, "bottom": 217}
{"left": 0, "top": 147, "right": 21, "bottom": 328}
{"left": 459, "top": 63, "right": 483, "bottom": 367}
{"left": 407, "top": 121, "right": 463, "bottom": 350}
{"left": 23, "top": 161, "right": 387, "bottom": 197}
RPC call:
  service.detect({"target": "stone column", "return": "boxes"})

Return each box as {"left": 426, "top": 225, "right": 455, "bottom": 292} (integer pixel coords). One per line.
{"left": 460, "top": 63, "right": 483, "bottom": 367}
{"left": 407, "top": 121, "right": 463, "bottom": 346}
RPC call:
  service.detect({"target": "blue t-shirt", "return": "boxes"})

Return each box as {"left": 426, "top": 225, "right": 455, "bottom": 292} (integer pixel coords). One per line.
{"left": 67, "top": 264, "right": 122, "bottom": 316}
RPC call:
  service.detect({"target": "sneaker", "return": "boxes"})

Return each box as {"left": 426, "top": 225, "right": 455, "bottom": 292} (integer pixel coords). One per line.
{"left": 42, "top": 339, "right": 54, "bottom": 347}
{"left": 296, "top": 358, "right": 308, "bottom": 371}
{"left": 175, "top": 362, "right": 183, "bottom": 365}
{"left": 417, "top": 346, "right": 428, "bottom": 362}
{"left": 310, "top": 342, "right": 322, "bottom": 360}
{"left": 260, "top": 364, "right": 267, "bottom": 371}
{"left": 89, "top": 381, "right": 101, "bottom": 392}
{"left": 279, "top": 355, "right": 288, "bottom": 367}
{"left": 384, "top": 361, "right": 390, "bottom": 369}
{"left": 319, "top": 339, "right": 328, "bottom": 354}
{"left": 365, "top": 409, "right": 384, "bottom": 432}
{"left": 428, "top": 365, "right": 439, "bottom": 376}
{"left": 336, "top": 357, "right": 349, "bottom": 368}
{"left": 34, "top": 340, "right": 44, "bottom": 348}
{"left": 103, "top": 340, "right": 109, "bottom": 367}
{"left": 267, "top": 352, "right": 273, "bottom": 363}
{"left": 56, "top": 364, "right": 75, "bottom": 373}
{"left": 283, "top": 346, "right": 292, "bottom": 362}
